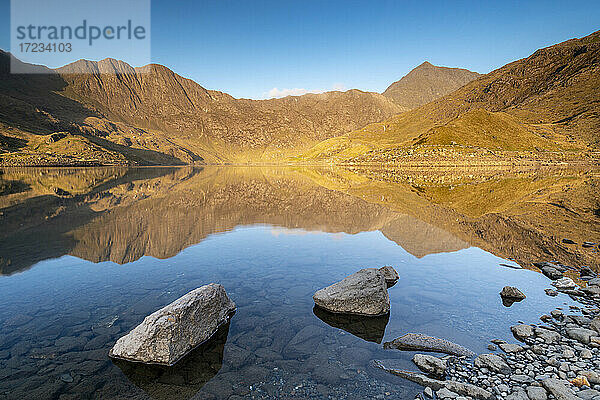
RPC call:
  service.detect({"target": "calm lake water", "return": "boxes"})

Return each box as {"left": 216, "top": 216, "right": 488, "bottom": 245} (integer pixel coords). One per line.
{"left": 0, "top": 166, "right": 594, "bottom": 399}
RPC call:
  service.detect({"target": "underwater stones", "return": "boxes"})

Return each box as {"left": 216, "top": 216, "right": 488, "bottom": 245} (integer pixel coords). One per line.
{"left": 313, "top": 268, "right": 390, "bottom": 316}
{"left": 384, "top": 333, "right": 475, "bottom": 357}
{"left": 109, "top": 284, "right": 236, "bottom": 366}
{"left": 312, "top": 306, "right": 389, "bottom": 343}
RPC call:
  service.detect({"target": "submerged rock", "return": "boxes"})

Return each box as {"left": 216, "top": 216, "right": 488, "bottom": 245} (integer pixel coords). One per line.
{"left": 110, "top": 284, "right": 236, "bottom": 366}
{"left": 313, "top": 268, "right": 390, "bottom": 316}
{"left": 313, "top": 305, "right": 389, "bottom": 343}
{"left": 113, "top": 322, "right": 230, "bottom": 400}
{"left": 378, "top": 265, "right": 399, "bottom": 287}
{"left": 383, "top": 333, "right": 475, "bottom": 357}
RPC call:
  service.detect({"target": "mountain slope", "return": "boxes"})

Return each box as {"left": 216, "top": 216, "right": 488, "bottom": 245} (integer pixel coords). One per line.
{"left": 382, "top": 61, "right": 480, "bottom": 109}
{"left": 301, "top": 30, "right": 600, "bottom": 162}
{"left": 0, "top": 53, "right": 403, "bottom": 165}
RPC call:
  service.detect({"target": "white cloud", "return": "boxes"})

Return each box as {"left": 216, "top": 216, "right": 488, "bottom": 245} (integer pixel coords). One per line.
{"left": 263, "top": 83, "right": 347, "bottom": 99}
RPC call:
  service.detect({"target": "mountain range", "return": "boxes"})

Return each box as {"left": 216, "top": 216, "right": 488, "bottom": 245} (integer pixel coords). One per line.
{"left": 0, "top": 29, "right": 599, "bottom": 166}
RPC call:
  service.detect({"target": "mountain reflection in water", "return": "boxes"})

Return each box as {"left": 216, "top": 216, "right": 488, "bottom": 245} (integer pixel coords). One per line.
{"left": 0, "top": 165, "right": 597, "bottom": 276}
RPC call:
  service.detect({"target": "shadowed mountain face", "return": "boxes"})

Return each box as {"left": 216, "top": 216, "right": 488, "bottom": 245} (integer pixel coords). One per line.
{"left": 301, "top": 30, "right": 600, "bottom": 162}
{"left": 382, "top": 62, "right": 480, "bottom": 110}
{"left": 1, "top": 166, "right": 598, "bottom": 276}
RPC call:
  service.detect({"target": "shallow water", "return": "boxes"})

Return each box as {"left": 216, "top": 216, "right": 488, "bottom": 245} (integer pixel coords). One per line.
{"left": 0, "top": 166, "right": 594, "bottom": 399}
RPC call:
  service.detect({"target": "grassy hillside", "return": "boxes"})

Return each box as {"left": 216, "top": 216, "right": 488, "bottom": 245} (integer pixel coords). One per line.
{"left": 299, "top": 30, "right": 600, "bottom": 163}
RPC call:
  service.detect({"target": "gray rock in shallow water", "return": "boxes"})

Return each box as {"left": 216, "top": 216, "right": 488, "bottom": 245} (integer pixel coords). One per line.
{"left": 500, "top": 286, "right": 526, "bottom": 299}
{"left": 313, "top": 268, "right": 389, "bottom": 316}
{"left": 378, "top": 266, "right": 399, "bottom": 286}
{"left": 474, "top": 353, "right": 511, "bottom": 374}
{"left": 110, "top": 284, "right": 236, "bottom": 366}
{"left": 412, "top": 354, "right": 447, "bottom": 377}
{"left": 384, "top": 333, "right": 475, "bottom": 357}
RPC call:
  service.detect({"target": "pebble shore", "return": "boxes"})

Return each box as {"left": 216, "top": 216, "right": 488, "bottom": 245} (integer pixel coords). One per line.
{"left": 380, "top": 262, "right": 600, "bottom": 400}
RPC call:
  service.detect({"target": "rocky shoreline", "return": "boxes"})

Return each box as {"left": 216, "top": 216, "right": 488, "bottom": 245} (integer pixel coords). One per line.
{"left": 373, "top": 261, "right": 600, "bottom": 400}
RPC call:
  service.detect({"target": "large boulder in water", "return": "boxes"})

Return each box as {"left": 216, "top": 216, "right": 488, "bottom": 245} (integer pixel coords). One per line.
{"left": 110, "top": 284, "right": 236, "bottom": 366}
{"left": 313, "top": 268, "right": 390, "bottom": 316}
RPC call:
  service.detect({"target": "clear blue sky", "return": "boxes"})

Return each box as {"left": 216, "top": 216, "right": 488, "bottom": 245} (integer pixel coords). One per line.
{"left": 1, "top": 0, "right": 599, "bottom": 99}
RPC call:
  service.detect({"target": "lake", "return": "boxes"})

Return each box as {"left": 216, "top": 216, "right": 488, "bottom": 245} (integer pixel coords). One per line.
{"left": 0, "top": 166, "right": 597, "bottom": 399}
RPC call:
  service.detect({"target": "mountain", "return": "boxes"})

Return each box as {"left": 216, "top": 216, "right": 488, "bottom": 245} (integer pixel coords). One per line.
{"left": 301, "top": 30, "right": 600, "bottom": 163}
{"left": 382, "top": 61, "right": 480, "bottom": 109}
{"left": 0, "top": 52, "right": 403, "bottom": 165}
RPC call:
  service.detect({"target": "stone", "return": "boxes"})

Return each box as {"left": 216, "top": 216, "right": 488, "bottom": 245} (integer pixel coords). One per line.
{"left": 109, "top": 284, "right": 236, "bottom": 366}
{"left": 424, "top": 386, "right": 434, "bottom": 398}
{"left": 577, "top": 389, "right": 600, "bottom": 400}
{"left": 588, "top": 278, "right": 600, "bottom": 286}
{"left": 580, "top": 266, "right": 595, "bottom": 277}
{"left": 545, "top": 288, "right": 558, "bottom": 297}
{"left": 313, "top": 268, "right": 389, "bottom": 316}
{"left": 413, "top": 354, "right": 447, "bottom": 377}
{"left": 581, "top": 370, "right": 600, "bottom": 385}
{"left": 511, "top": 324, "right": 534, "bottom": 341}
{"left": 437, "top": 388, "right": 458, "bottom": 399}
{"left": 526, "top": 386, "right": 548, "bottom": 400}
{"left": 583, "top": 286, "right": 600, "bottom": 296}
{"left": 498, "top": 343, "right": 523, "bottom": 353}
{"left": 541, "top": 378, "right": 578, "bottom": 400}
{"left": 571, "top": 375, "right": 590, "bottom": 388}
{"left": 551, "top": 277, "right": 576, "bottom": 290}
{"left": 535, "top": 327, "right": 561, "bottom": 344}
{"left": 500, "top": 286, "right": 526, "bottom": 300}
{"left": 378, "top": 266, "right": 399, "bottom": 286}
{"left": 541, "top": 266, "right": 564, "bottom": 280}
{"left": 566, "top": 328, "right": 597, "bottom": 345}
{"left": 562, "top": 238, "right": 576, "bottom": 244}
{"left": 384, "top": 333, "right": 475, "bottom": 357}
{"left": 371, "top": 360, "right": 492, "bottom": 399}
{"left": 474, "top": 353, "right": 511, "bottom": 374}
